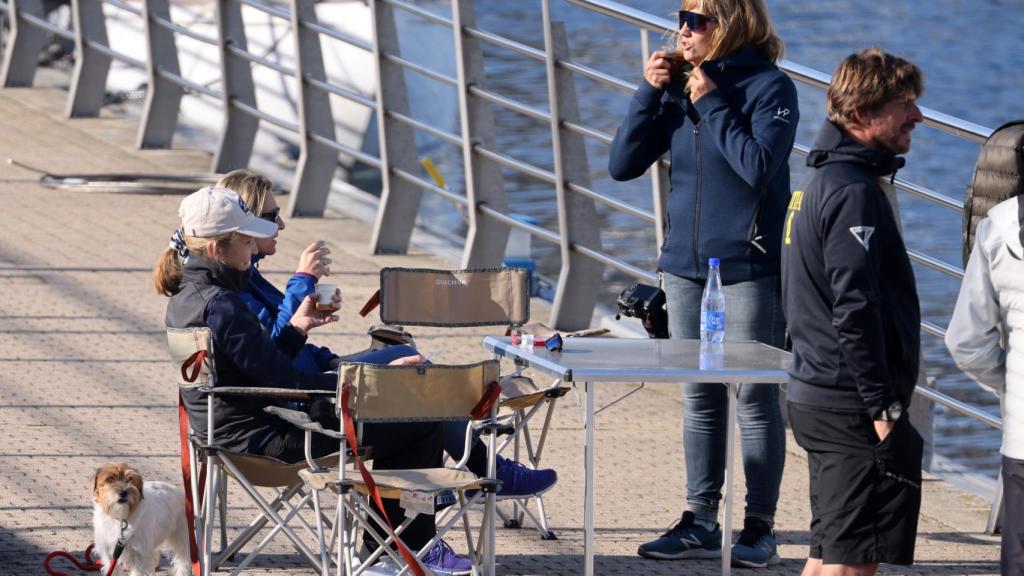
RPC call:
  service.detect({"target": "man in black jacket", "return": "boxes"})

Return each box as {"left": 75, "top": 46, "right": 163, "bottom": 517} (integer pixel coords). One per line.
{"left": 781, "top": 48, "right": 925, "bottom": 575}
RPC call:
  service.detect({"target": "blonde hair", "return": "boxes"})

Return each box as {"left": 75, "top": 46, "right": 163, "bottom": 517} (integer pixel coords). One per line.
{"left": 827, "top": 48, "right": 923, "bottom": 130}
{"left": 216, "top": 169, "right": 274, "bottom": 215}
{"left": 153, "top": 232, "right": 241, "bottom": 297}
{"left": 680, "top": 0, "right": 784, "bottom": 63}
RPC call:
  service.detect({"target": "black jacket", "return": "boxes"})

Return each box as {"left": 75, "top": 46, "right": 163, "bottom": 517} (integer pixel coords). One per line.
{"left": 166, "top": 255, "right": 335, "bottom": 454}
{"left": 781, "top": 121, "right": 920, "bottom": 416}
{"left": 609, "top": 44, "right": 799, "bottom": 282}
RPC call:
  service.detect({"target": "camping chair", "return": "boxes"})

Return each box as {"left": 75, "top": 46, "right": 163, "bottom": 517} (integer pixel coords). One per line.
{"left": 359, "top": 267, "right": 570, "bottom": 539}
{"left": 167, "top": 327, "right": 339, "bottom": 576}
{"left": 277, "top": 360, "right": 503, "bottom": 576}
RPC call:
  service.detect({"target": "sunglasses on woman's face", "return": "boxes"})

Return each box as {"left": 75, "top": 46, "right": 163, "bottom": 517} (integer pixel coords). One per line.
{"left": 677, "top": 10, "right": 717, "bottom": 33}
{"left": 260, "top": 207, "right": 281, "bottom": 223}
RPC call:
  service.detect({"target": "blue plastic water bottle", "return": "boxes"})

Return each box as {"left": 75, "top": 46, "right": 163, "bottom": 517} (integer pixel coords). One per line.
{"left": 700, "top": 258, "right": 726, "bottom": 343}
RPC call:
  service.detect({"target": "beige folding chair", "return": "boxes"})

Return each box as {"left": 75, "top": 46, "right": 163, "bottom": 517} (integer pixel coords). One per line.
{"left": 360, "top": 267, "right": 570, "bottom": 539}
{"left": 166, "top": 327, "right": 339, "bottom": 576}
{"left": 282, "top": 360, "right": 502, "bottom": 576}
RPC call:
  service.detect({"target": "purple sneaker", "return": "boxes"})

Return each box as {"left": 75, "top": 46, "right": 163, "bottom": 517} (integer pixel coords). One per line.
{"left": 495, "top": 457, "right": 557, "bottom": 499}
{"left": 422, "top": 540, "right": 472, "bottom": 575}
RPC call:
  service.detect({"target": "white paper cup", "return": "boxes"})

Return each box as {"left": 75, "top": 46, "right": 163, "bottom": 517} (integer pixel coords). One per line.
{"left": 316, "top": 283, "right": 339, "bottom": 311}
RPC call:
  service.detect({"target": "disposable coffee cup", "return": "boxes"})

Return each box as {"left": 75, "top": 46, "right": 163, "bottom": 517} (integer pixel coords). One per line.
{"left": 316, "top": 283, "right": 340, "bottom": 312}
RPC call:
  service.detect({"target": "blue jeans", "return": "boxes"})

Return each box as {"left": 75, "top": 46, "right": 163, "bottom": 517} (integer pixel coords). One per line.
{"left": 662, "top": 272, "right": 786, "bottom": 523}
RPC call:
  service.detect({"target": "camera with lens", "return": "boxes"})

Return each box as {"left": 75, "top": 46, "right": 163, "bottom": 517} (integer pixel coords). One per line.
{"left": 615, "top": 282, "right": 669, "bottom": 339}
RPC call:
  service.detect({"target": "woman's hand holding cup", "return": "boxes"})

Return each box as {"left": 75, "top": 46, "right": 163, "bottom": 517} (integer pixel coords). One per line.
{"left": 297, "top": 240, "right": 332, "bottom": 279}
{"left": 289, "top": 295, "right": 338, "bottom": 335}
{"left": 644, "top": 50, "right": 674, "bottom": 90}
{"left": 315, "top": 283, "right": 341, "bottom": 312}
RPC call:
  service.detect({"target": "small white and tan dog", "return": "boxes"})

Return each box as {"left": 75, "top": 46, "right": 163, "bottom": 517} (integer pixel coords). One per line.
{"left": 91, "top": 463, "right": 192, "bottom": 576}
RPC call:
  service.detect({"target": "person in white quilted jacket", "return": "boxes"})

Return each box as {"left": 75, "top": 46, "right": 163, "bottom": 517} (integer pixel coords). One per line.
{"left": 946, "top": 195, "right": 1024, "bottom": 576}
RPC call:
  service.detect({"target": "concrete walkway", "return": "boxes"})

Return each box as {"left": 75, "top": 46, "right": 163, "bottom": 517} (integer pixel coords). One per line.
{"left": 0, "top": 87, "right": 1001, "bottom": 575}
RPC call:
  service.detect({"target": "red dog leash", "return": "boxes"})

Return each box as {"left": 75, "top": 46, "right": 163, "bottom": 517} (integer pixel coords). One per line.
{"left": 44, "top": 521, "right": 127, "bottom": 576}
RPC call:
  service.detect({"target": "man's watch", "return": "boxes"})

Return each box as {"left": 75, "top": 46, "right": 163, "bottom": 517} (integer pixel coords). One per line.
{"left": 874, "top": 401, "right": 903, "bottom": 422}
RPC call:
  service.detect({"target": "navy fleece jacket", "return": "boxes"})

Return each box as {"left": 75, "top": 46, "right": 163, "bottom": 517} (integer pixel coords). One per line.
{"left": 609, "top": 44, "right": 799, "bottom": 282}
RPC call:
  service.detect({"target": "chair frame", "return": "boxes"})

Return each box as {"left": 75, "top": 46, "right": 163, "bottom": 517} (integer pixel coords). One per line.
{"left": 169, "top": 327, "right": 338, "bottom": 576}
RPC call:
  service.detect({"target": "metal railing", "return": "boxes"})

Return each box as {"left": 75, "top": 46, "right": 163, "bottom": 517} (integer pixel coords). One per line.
{"left": 0, "top": 0, "right": 1004, "bottom": 501}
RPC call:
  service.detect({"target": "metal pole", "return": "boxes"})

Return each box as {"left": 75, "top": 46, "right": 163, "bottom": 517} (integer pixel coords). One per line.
{"left": 213, "top": 0, "right": 258, "bottom": 173}
{"left": 451, "top": 0, "right": 509, "bottom": 268}
{"left": 137, "top": 0, "right": 184, "bottom": 148}
{"left": 1, "top": 0, "right": 47, "bottom": 87}
{"left": 641, "top": 29, "right": 669, "bottom": 252}
{"left": 367, "top": 0, "right": 420, "bottom": 254}
{"left": 722, "top": 383, "right": 736, "bottom": 576}
{"left": 541, "top": 5, "right": 602, "bottom": 331}
{"left": 584, "top": 381, "right": 595, "bottom": 576}
{"left": 286, "top": 0, "right": 338, "bottom": 217}
{"left": 67, "top": 0, "right": 111, "bottom": 117}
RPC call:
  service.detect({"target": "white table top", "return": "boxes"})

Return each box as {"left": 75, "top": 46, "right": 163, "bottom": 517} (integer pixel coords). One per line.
{"left": 483, "top": 336, "right": 791, "bottom": 383}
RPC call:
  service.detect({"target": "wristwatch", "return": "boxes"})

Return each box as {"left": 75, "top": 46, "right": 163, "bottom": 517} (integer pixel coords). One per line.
{"left": 874, "top": 401, "right": 903, "bottom": 422}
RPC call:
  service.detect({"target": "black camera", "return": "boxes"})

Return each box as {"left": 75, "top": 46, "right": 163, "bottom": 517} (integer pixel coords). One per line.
{"left": 615, "top": 283, "right": 669, "bottom": 339}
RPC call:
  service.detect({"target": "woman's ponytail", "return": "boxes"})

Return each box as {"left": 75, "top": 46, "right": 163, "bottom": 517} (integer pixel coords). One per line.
{"left": 154, "top": 246, "right": 183, "bottom": 297}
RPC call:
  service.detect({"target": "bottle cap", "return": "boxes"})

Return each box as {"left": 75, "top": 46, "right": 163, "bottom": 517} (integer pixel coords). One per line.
{"left": 708, "top": 257, "right": 720, "bottom": 267}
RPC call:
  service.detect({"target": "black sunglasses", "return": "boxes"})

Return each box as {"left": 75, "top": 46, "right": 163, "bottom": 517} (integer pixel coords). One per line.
{"left": 677, "top": 10, "right": 718, "bottom": 33}
{"left": 260, "top": 207, "right": 281, "bottom": 223}
{"left": 544, "top": 333, "right": 564, "bottom": 353}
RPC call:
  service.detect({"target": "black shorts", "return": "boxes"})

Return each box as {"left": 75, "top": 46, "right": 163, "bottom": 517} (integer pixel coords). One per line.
{"left": 788, "top": 403, "right": 923, "bottom": 565}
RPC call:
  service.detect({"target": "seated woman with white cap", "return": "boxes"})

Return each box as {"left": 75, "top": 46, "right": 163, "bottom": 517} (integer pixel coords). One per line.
{"left": 154, "top": 186, "right": 468, "bottom": 574}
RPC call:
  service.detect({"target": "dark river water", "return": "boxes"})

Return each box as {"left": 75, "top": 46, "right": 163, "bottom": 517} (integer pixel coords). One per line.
{"left": 382, "top": 0, "right": 1024, "bottom": 485}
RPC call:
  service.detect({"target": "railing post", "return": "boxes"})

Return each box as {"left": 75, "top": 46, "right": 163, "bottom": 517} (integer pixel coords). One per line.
{"left": 541, "top": 7, "right": 602, "bottom": 331}
{"left": 213, "top": 0, "right": 258, "bottom": 173}
{"left": 451, "top": 0, "right": 508, "bottom": 268}
{"left": 367, "top": 0, "right": 420, "bottom": 254}
{"left": 137, "top": 0, "right": 183, "bottom": 148}
{"left": 1, "top": 0, "right": 47, "bottom": 87}
{"left": 641, "top": 29, "right": 669, "bottom": 252}
{"left": 286, "top": 0, "right": 337, "bottom": 217}
{"left": 67, "top": 0, "right": 112, "bottom": 117}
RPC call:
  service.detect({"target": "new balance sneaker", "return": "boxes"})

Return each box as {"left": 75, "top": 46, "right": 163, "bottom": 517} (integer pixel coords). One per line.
{"left": 495, "top": 457, "right": 557, "bottom": 499}
{"left": 637, "top": 511, "right": 721, "bottom": 560}
{"left": 731, "top": 517, "right": 780, "bottom": 568}
{"left": 422, "top": 540, "right": 473, "bottom": 575}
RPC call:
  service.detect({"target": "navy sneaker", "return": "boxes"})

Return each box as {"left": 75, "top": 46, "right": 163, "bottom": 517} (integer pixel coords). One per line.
{"left": 422, "top": 540, "right": 473, "bottom": 575}
{"left": 731, "top": 517, "right": 780, "bottom": 568}
{"left": 637, "top": 511, "right": 721, "bottom": 560}
{"left": 494, "top": 457, "right": 557, "bottom": 499}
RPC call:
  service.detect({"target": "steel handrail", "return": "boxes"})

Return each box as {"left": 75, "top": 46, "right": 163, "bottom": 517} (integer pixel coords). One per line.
{"left": 473, "top": 145, "right": 557, "bottom": 185}
{"left": 85, "top": 39, "right": 146, "bottom": 69}
{"left": 157, "top": 67, "right": 224, "bottom": 99}
{"left": 102, "top": 0, "right": 142, "bottom": 17}
{"left": 382, "top": 53, "right": 458, "bottom": 87}
{"left": 391, "top": 166, "right": 468, "bottom": 206}
{"left": 565, "top": 0, "right": 993, "bottom": 143}
{"left": 309, "top": 133, "right": 382, "bottom": 169}
{"left": 791, "top": 143, "right": 965, "bottom": 212}
{"left": 381, "top": 0, "right": 452, "bottom": 28}
{"left": 232, "top": 99, "right": 299, "bottom": 132}
{"left": 151, "top": 14, "right": 219, "bottom": 47}
{"left": 19, "top": 12, "right": 75, "bottom": 40}
{"left": 225, "top": 44, "right": 295, "bottom": 77}
{"left": 305, "top": 75, "right": 375, "bottom": 108}
{"left": 299, "top": 18, "right": 373, "bottom": 52}
{"left": 386, "top": 110, "right": 463, "bottom": 147}
{"left": 237, "top": 0, "right": 290, "bottom": 21}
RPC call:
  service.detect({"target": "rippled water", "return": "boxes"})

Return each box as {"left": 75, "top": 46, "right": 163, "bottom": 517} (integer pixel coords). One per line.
{"left": 391, "top": 0, "right": 1024, "bottom": 482}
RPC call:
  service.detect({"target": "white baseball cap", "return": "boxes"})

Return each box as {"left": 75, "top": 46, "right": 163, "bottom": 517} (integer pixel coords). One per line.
{"left": 178, "top": 187, "right": 279, "bottom": 239}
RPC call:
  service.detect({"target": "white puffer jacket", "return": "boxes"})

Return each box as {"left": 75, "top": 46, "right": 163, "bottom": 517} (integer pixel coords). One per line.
{"left": 946, "top": 197, "right": 1024, "bottom": 460}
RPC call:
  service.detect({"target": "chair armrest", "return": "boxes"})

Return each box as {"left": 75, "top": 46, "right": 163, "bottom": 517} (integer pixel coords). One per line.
{"left": 264, "top": 406, "right": 344, "bottom": 440}
{"left": 211, "top": 387, "right": 335, "bottom": 400}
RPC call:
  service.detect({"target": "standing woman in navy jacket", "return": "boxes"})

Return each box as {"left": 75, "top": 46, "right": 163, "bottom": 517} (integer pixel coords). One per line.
{"left": 609, "top": 0, "right": 797, "bottom": 566}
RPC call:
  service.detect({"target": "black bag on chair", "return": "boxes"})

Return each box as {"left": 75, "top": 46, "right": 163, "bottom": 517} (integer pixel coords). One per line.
{"left": 615, "top": 283, "right": 669, "bottom": 339}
